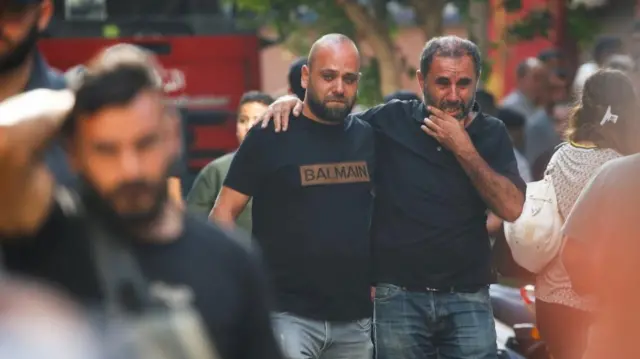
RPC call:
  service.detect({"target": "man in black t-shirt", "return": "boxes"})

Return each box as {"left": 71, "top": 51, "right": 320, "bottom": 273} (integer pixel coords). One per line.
{"left": 257, "top": 36, "right": 526, "bottom": 359}
{"left": 213, "top": 34, "right": 375, "bottom": 359}
{"left": 0, "top": 45, "right": 281, "bottom": 359}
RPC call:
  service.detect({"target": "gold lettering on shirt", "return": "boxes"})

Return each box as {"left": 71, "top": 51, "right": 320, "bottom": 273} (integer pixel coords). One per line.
{"left": 299, "top": 161, "right": 370, "bottom": 186}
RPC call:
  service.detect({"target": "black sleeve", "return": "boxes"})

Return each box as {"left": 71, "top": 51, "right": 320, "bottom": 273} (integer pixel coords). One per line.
{"left": 1, "top": 201, "right": 68, "bottom": 272}
{"left": 489, "top": 122, "right": 527, "bottom": 193}
{"left": 238, "top": 249, "right": 283, "bottom": 359}
{"left": 223, "top": 127, "right": 268, "bottom": 197}
{"left": 353, "top": 101, "right": 398, "bottom": 129}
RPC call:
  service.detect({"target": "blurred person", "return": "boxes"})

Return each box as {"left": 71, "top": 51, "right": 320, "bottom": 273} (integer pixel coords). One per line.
{"left": 629, "top": 19, "right": 640, "bottom": 64}
{"left": 186, "top": 90, "right": 274, "bottom": 232}
{"left": 573, "top": 35, "right": 623, "bottom": 94}
{"left": 65, "top": 54, "right": 187, "bottom": 210}
{"left": 288, "top": 57, "right": 307, "bottom": 100}
{"left": 475, "top": 88, "right": 497, "bottom": 116}
{"left": 256, "top": 35, "right": 526, "bottom": 359}
{"left": 383, "top": 90, "right": 420, "bottom": 102}
{"left": 502, "top": 57, "right": 547, "bottom": 118}
{"left": 495, "top": 108, "right": 532, "bottom": 182}
{"left": 603, "top": 53, "right": 635, "bottom": 73}
{"left": 562, "top": 154, "right": 640, "bottom": 359}
{"left": 536, "top": 69, "right": 640, "bottom": 359}
{"left": 538, "top": 48, "right": 562, "bottom": 70}
{"left": 0, "top": 0, "right": 73, "bottom": 185}
{"left": 0, "top": 45, "right": 282, "bottom": 359}
{"left": 525, "top": 68, "right": 570, "bottom": 176}
{"left": 0, "top": 278, "right": 101, "bottom": 359}
{"left": 213, "top": 34, "right": 375, "bottom": 359}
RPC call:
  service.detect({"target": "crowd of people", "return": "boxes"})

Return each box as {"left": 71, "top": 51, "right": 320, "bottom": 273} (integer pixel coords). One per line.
{"left": 1, "top": 0, "right": 640, "bottom": 359}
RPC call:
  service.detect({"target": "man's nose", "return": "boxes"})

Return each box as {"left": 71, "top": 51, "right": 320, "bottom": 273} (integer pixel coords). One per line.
{"left": 333, "top": 80, "right": 345, "bottom": 95}
{"left": 445, "top": 85, "right": 459, "bottom": 101}
{"left": 118, "top": 151, "right": 142, "bottom": 179}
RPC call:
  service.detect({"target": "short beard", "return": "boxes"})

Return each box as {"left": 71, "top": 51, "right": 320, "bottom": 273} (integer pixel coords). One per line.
{"left": 0, "top": 23, "right": 39, "bottom": 75}
{"left": 423, "top": 88, "right": 475, "bottom": 120}
{"left": 78, "top": 171, "right": 170, "bottom": 233}
{"left": 306, "top": 84, "right": 355, "bottom": 123}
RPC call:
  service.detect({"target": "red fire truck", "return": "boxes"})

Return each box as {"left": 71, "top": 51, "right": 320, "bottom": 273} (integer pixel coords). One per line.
{"left": 38, "top": 0, "right": 262, "bottom": 189}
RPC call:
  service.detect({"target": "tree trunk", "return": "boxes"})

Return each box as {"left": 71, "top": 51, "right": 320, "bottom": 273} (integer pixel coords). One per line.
{"left": 468, "top": 0, "right": 489, "bottom": 56}
{"left": 337, "top": 0, "right": 402, "bottom": 96}
{"left": 409, "top": 0, "right": 446, "bottom": 40}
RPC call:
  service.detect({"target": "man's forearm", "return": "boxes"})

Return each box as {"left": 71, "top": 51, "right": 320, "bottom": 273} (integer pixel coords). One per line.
{"left": 455, "top": 147, "right": 524, "bottom": 222}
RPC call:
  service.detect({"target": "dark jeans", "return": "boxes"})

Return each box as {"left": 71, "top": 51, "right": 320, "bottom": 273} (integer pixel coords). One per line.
{"left": 536, "top": 300, "right": 591, "bottom": 359}
{"left": 373, "top": 283, "right": 497, "bottom": 359}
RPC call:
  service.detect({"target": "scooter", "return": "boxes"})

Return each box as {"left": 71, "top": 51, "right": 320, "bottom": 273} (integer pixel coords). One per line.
{"left": 491, "top": 284, "right": 550, "bottom": 359}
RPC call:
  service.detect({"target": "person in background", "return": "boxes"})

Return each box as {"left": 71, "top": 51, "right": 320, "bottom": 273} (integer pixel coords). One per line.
{"left": 475, "top": 89, "right": 498, "bottom": 116}
{"left": 502, "top": 57, "right": 547, "bottom": 119}
{"left": 539, "top": 69, "right": 639, "bottom": 359}
{"left": 538, "top": 48, "right": 562, "bottom": 70}
{"left": 0, "top": 0, "right": 73, "bottom": 185}
{"left": 603, "top": 53, "right": 635, "bottom": 74}
{"left": 186, "top": 91, "right": 274, "bottom": 232}
{"left": 495, "top": 108, "right": 532, "bottom": 182}
{"left": 383, "top": 90, "right": 420, "bottom": 103}
{"left": 288, "top": 57, "right": 307, "bottom": 101}
{"left": 573, "top": 35, "right": 623, "bottom": 95}
{"left": 525, "top": 68, "right": 570, "bottom": 178}
{"left": 629, "top": 19, "right": 640, "bottom": 66}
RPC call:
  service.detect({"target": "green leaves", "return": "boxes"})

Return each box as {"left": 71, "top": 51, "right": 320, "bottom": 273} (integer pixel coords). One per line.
{"left": 507, "top": 9, "right": 553, "bottom": 41}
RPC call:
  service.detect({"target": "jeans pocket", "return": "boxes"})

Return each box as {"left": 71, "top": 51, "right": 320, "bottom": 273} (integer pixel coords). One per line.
{"left": 374, "top": 283, "right": 401, "bottom": 302}
{"left": 356, "top": 317, "right": 372, "bottom": 331}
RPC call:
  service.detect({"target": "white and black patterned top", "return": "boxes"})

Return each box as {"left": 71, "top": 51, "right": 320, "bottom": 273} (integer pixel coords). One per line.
{"left": 535, "top": 144, "right": 621, "bottom": 311}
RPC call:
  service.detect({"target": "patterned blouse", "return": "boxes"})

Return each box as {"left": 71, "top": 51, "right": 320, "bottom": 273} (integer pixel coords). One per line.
{"left": 535, "top": 143, "right": 621, "bottom": 311}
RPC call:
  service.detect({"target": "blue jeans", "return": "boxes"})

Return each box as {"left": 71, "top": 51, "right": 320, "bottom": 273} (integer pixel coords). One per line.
{"left": 272, "top": 312, "right": 373, "bottom": 359}
{"left": 374, "top": 284, "right": 497, "bottom": 359}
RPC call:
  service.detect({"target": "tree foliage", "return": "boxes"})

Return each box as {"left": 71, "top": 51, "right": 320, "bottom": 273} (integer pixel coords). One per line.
{"left": 232, "top": 0, "right": 604, "bottom": 105}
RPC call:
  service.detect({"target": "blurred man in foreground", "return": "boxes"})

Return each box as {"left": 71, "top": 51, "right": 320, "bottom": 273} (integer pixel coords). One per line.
{"left": 0, "top": 44, "right": 282, "bottom": 359}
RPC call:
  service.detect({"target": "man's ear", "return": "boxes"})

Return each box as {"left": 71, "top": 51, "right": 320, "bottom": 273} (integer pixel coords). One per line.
{"left": 416, "top": 69, "right": 425, "bottom": 92}
{"left": 37, "top": 0, "right": 54, "bottom": 32}
{"left": 301, "top": 65, "right": 309, "bottom": 90}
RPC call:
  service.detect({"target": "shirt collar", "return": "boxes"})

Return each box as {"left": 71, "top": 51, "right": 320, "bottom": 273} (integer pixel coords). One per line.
{"left": 24, "top": 51, "right": 56, "bottom": 91}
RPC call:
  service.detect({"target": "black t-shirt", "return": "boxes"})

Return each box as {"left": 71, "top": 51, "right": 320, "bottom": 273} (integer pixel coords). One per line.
{"left": 0, "top": 200, "right": 282, "bottom": 359}
{"left": 224, "top": 115, "right": 375, "bottom": 322}
{"left": 356, "top": 100, "right": 525, "bottom": 288}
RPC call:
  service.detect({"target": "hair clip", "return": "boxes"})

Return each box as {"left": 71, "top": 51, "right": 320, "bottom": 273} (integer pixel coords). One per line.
{"left": 600, "top": 105, "right": 618, "bottom": 126}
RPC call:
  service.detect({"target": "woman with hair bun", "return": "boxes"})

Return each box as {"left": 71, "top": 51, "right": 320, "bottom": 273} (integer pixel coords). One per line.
{"left": 535, "top": 68, "right": 640, "bottom": 359}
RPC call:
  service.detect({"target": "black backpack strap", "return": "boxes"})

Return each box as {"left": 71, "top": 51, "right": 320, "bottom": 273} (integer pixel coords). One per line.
{"left": 87, "top": 220, "right": 154, "bottom": 316}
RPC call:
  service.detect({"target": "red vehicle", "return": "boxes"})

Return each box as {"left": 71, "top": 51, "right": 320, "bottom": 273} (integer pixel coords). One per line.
{"left": 39, "top": 0, "right": 261, "bottom": 188}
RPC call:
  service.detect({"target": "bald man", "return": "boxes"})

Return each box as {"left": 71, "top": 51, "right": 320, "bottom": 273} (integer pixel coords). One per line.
{"left": 212, "top": 34, "right": 374, "bottom": 359}
{"left": 502, "top": 57, "right": 547, "bottom": 118}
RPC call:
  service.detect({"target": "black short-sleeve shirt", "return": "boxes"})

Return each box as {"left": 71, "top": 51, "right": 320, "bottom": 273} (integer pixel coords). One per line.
{"left": 357, "top": 100, "right": 525, "bottom": 288}
{"left": 224, "top": 115, "right": 375, "bottom": 321}
{"left": 0, "top": 199, "right": 281, "bottom": 359}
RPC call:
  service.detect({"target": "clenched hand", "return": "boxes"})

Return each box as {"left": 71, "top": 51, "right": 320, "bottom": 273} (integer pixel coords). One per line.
{"left": 421, "top": 106, "right": 473, "bottom": 154}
